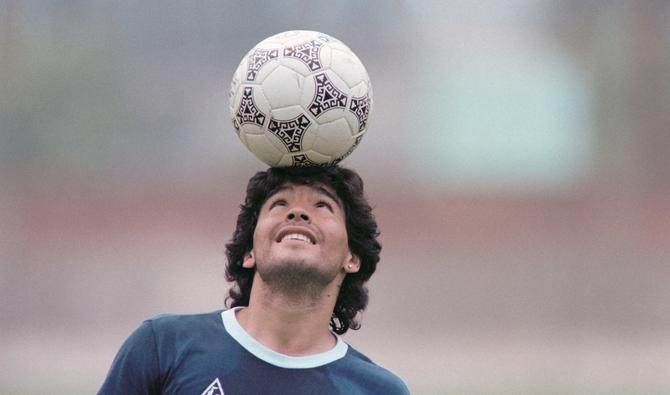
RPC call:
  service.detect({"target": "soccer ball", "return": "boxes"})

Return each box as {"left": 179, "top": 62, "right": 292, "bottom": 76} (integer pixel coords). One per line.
{"left": 228, "top": 30, "right": 373, "bottom": 167}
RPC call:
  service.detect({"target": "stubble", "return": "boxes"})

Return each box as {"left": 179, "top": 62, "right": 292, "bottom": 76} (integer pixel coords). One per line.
{"left": 257, "top": 259, "right": 340, "bottom": 304}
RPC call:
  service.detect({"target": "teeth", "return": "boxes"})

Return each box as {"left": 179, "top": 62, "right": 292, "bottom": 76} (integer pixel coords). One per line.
{"left": 281, "top": 233, "right": 312, "bottom": 243}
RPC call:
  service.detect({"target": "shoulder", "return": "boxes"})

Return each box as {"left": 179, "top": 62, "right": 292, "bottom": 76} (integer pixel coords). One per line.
{"left": 99, "top": 311, "right": 228, "bottom": 394}
{"left": 140, "top": 310, "right": 227, "bottom": 351}
{"left": 143, "top": 310, "right": 225, "bottom": 336}
{"left": 137, "top": 311, "right": 229, "bottom": 369}
{"left": 145, "top": 310, "right": 224, "bottom": 331}
{"left": 342, "top": 345, "right": 410, "bottom": 395}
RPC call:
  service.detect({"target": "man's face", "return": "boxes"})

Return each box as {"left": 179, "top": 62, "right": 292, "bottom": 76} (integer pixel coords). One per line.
{"left": 243, "top": 182, "right": 360, "bottom": 289}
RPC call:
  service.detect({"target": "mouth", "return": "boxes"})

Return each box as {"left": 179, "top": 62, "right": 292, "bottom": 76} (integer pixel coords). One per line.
{"left": 275, "top": 228, "right": 317, "bottom": 244}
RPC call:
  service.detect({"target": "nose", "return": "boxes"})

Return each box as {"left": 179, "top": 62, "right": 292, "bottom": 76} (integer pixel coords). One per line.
{"left": 287, "top": 207, "right": 310, "bottom": 222}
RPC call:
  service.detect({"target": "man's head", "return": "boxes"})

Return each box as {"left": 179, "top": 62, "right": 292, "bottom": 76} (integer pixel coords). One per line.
{"left": 225, "top": 166, "right": 381, "bottom": 334}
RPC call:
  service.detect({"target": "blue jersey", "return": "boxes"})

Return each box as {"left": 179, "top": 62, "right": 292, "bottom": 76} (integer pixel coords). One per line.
{"left": 99, "top": 308, "right": 409, "bottom": 394}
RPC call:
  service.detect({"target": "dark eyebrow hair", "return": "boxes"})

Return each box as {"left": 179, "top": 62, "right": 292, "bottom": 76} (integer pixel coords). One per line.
{"left": 313, "top": 185, "right": 342, "bottom": 208}
{"left": 265, "top": 184, "right": 342, "bottom": 208}
{"left": 265, "top": 185, "right": 293, "bottom": 203}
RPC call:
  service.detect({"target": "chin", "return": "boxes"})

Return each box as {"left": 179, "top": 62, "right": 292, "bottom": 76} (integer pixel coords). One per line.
{"left": 258, "top": 257, "right": 338, "bottom": 289}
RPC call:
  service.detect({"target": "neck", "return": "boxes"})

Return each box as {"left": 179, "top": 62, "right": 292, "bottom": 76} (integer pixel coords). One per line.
{"left": 236, "top": 271, "right": 344, "bottom": 356}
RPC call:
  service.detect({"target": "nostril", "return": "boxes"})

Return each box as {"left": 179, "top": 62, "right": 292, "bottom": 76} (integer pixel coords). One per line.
{"left": 287, "top": 209, "right": 310, "bottom": 222}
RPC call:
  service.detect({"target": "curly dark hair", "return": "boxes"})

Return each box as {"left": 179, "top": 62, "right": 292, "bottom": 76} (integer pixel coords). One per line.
{"left": 224, "top": 165, "right": 381, "bottom": 334}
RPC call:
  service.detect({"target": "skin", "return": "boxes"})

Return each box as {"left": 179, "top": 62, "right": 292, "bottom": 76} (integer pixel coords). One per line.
{"left": 237, "top": 183, "right": 360, "bottom": 356}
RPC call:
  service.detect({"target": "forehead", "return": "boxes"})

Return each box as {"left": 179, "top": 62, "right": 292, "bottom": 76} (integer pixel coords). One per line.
{"left": 266, "top": 182, "right": 342, "bottom": 205}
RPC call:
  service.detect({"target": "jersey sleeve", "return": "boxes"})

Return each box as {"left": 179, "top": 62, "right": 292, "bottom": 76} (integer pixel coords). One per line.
{"left": 98, "top": 320, "right": 162, "bottom": 395}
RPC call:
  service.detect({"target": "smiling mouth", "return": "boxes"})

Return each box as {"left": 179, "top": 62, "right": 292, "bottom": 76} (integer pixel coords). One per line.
{"left": 277, "top": 232, "right": 315, "bottom": 244}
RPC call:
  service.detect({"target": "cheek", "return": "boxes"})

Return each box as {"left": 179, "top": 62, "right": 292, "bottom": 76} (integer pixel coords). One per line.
{"left": 328, "top": 221, "right": 350, "bottom": 248}
{"left": 253, "top": 214, "right": 273, "bottom": 241}
{"left": 253, "top": 224, "right": 269, "bottom": 247}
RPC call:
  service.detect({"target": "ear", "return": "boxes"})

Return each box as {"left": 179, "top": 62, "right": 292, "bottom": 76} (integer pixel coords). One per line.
{"left": 242, "top": 250, "right": 256, "bottom": 269}
{"left": 344, "top": 253, "right": 361, "bottom": 274}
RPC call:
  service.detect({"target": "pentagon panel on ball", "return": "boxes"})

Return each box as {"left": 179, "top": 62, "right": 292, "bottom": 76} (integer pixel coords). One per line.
{"left": 229, "top": 30, "right": 373, "bottom": 167}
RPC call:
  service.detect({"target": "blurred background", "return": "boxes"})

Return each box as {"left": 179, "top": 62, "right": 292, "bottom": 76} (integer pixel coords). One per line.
{"left": 1, "top": 1, "right": 669, "bottom": 394}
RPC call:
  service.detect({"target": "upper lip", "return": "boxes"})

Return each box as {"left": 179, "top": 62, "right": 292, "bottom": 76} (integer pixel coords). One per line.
{"left": 275, "top": 226, "right": 317, "bottom": 244}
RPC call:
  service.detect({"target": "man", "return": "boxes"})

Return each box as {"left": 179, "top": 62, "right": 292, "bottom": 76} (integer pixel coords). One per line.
{"left": 99, "top": 166, "right": 409, "bottom": 394}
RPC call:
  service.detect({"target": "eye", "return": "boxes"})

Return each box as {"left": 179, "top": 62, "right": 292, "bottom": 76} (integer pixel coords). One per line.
{"left": 270, "top": 199, "right": 287, "bottom": 209}
{"left": 315, "top": 200, "right": 333, "bottom": 212}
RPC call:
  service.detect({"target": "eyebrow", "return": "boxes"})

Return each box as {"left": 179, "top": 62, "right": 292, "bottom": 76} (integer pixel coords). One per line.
{"left": 266, "top": 184, "right": 342, "bottom": 208}
{"left": 313, "top": 185, "right": 342, "bottom": 208}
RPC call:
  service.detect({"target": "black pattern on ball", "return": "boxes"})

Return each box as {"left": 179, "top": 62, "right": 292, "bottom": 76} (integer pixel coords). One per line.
{"left": 283, "top": 40, "right": 324, "bottom": 71}
{"left": 292, "top": 154, "right": 328, "bottom": 167}
{"left": 268, "top": 114, "right": 311, "bottom": 153}
{"left": 236, "top": 87, "right": 266, "bottom": 127}
{"left": 348, "top": 94, "right": 371, "bottom": 132}
{"left": 246, "top": 49, "right": 278, "bottom": 81}
{"left": 309, "top": 73, "right": 348, "bottom": 117}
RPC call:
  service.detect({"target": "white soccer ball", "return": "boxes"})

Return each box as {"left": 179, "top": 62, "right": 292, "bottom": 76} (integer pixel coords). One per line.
{"left": 228, "top": 30, "right": 373, "bottom": 167}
